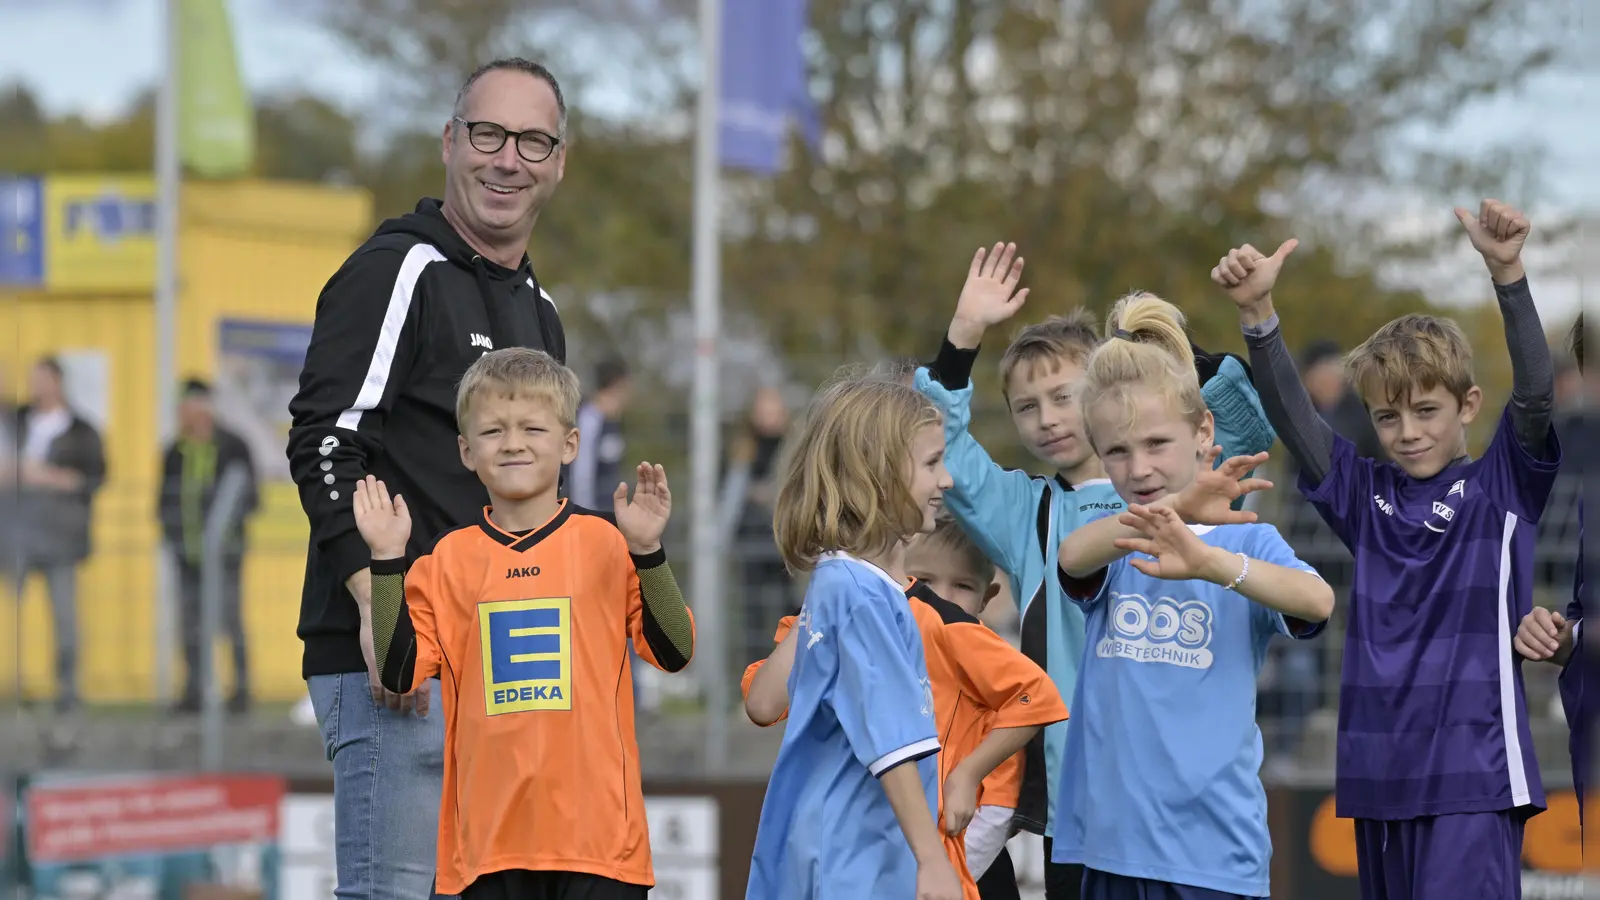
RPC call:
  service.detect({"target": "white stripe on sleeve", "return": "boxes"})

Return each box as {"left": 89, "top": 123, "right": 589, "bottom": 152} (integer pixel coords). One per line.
{"left": 868, "top": 737, "right": 940, "bottom": 778}
{"left": 336, "top": 244, "right": 444, "bottom": 432}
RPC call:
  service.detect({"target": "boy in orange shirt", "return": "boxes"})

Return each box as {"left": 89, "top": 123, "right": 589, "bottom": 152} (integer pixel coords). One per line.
{"left": 744, "top": 515, "right": 1064, "bottom": 900}
{"left": 353, "top": 348, "right": 695, "bottom": 900}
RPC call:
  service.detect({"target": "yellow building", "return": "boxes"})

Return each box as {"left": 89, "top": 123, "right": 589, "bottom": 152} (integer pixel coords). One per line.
{"left": 1, "top": 174, "right": 374, "bottom": 704}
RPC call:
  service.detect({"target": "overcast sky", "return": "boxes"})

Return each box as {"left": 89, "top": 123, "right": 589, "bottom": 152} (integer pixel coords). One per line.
{"left": 1, "top": 0, "right": 1593, "bottom": 320}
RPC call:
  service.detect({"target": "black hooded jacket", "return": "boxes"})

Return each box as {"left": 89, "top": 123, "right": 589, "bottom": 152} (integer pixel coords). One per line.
{"left": 288, "top": 199, "right": 566, "bottom": 678}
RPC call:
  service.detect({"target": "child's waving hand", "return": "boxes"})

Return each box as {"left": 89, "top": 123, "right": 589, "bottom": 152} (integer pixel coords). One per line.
{"left": 1112, "top": 505, "right": 1219, "bottom": 582}
{"left": 1168, "top": 447, "right": 1274, "bottom": 525}
{"left": 353, "top": 475, "right": 410, "bottom": 560}
{"left": 947, "top": 242, "right": 1029, "bottom": 348}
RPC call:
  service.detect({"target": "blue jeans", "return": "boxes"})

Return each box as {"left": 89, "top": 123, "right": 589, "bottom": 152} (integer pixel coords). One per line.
{"left": 309, "top": 672, "right": 454, "bottom": 899}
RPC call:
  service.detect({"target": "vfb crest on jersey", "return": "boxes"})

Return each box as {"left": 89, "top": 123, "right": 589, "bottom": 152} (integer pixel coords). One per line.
{"left": 1098, "top": 591, "right": 1215, "bottom": 670}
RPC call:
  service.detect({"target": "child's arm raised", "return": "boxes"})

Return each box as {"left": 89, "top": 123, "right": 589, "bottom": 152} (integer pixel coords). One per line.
{"left": 915, "top": 243, "right": 1042, "bottom": 580}
{"left": 618, "top": 463, "right": 696, "bottom": 673}
{"left": 1454, "top": 200, "right": 1555, "bottom": 457}
{"left": 1115, "top": 505, "right": 1334, "bottom": 623}
{"left": 1210, "top": 240, "right": 1339, "bottom": 486}
{"left": 1058, "top": 449, "right": 1271, "bottom": 578}
{"left": 352, "top": 475, "right": 442, "bottom": 698}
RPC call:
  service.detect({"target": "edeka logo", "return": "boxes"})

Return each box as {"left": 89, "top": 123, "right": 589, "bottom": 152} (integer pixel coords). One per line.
{"left": 1096, "top": 591, "right": 1214, "bottom": 669}
{"left": 478, "top": 597, "right": 572, "bottom": 714}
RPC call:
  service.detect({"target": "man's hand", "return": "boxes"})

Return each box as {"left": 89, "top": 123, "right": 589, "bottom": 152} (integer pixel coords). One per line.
{"left": 941, "top": 767, "right": 980, "bottom": 836}
{"left": 1210, "top": 239, "right": 1298, "bottom": 326}
{"left": 1168, "top": 447, "right": 1274, "bottom": 525}
{"left": 1454, "top": 199, "right": 1529, "bottom": 285}
{"left": 615, "top": 462, "right": 671, "bottom": 555}
{"left": 1514, "top": 607, "right": 1573, "bottom": 666}
{"left": 947, "top": 242, "right": 1029, "bottom": 350}
{"left": 345, "top": 567, "right": 429, "bottom": 716}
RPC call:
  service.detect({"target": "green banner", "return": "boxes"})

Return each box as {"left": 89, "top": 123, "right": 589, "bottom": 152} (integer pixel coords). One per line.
{"left": 179, "top": 0, "right": 255, "bottom": 179}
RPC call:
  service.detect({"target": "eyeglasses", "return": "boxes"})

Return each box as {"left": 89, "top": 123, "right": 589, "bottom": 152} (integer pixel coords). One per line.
{"left": 452, "top": 117, "right": 562, "bottom": 163}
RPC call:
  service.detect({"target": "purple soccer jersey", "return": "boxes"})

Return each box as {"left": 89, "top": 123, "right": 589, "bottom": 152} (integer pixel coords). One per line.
{"left": 1301, "top": 406, "right": 1562, "bottom": 819}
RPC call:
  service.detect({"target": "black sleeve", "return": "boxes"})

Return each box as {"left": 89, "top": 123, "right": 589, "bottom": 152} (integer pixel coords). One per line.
{"left": 632, "top": 547, "right": 694, "bottom": 672}
{"left": 928, "top": 337, "right": 980, "bottom": 391}
{"left": 1495, "top": 277, "right": 1556, "bottom": 455}
{"left": 157, "top": 444, "right": 182, "bottom": 544}
{"left": 369, "top": 556, "right": 419, "bottom": 694}
{"left": 1241, "top": 315, "right": 1336, "bottom": 484}
{"left": 286, "top": 247, "right": 423, "bottom": 586}
{"left": 69, "top": 421, "right": 106, "bottom": 497}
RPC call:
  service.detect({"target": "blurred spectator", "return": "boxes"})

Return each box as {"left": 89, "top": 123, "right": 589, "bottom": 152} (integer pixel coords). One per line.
{"left": 570, "top": 358, "right": 631, "bottom": 508}
{"left": 158, "top": 378, "right": 260, "bottom": 714}
{"left": 1300, "top": 339, "right": 1385, "bottom": 462}
{"left": 12, "top": 357, "right": 105, "bottom": 712}
{"left": 722, "top": 386, "right": 795, "bottom": 660}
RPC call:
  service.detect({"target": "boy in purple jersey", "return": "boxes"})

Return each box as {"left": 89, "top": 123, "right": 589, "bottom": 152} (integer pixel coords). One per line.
{"left": 1210, "top": 199, "right": 1561, "bottom": 899}
{"left": 1515, "top": 314, "right": 1587, "bottom": 829}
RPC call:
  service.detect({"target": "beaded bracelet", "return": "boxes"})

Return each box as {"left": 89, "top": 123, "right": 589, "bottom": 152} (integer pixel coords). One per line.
{"left": 1221, "top": 552, "right": 1250, "bottom": 592}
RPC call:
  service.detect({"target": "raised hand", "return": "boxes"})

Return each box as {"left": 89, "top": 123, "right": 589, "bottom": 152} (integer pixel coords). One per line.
{"left": 1210, "top": 239, "right": 1298, "bottom": 311}
{"left": 1454, "top": 199, "right": 1529, "bottom": 283}
{"left": 948, "top": 242, "right": 1029, "bottom": 348}
{"left": 1168, "top": 447, "right": 1273, "bottom": 525}
{"left": 614, "top": 462, "right": 671, "bottom": 554}
{"left": 353, "top": 475, "right": 410, "bottom": 560}
{"left": 1111, "top": 505, "right": 1226, "bottom": 582}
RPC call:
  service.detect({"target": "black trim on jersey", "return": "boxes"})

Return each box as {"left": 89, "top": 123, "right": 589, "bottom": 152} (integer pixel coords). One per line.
{"left": 1013, "top": 483, "right": 1056, "bottom": 835}
{"left": 476, "top": 501, "right": 575, "bottom": 551}
{"left": 908, "top": 580, "right": 981, "bottom": 626}
{"left": 631, "top": 547, "right": 691, "bottom": 672}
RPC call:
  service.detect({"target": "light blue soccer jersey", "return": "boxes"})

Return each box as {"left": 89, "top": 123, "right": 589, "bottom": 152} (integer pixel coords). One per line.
{"left": 745, "top": 553, "right": 942, "bottom": 900}
{"left": 1051, "top": 522, "right": 1323, "bottom": 897}
{"left": 914, "top": 359, "right": 1274, "bottom": 836}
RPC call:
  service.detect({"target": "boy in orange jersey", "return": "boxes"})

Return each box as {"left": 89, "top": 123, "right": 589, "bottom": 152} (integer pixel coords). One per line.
{"left": 353, "top": 347, "right": 694, "bottom": 900}
{"left": 743, "top": 515, "right": 1064, "bottom": 900}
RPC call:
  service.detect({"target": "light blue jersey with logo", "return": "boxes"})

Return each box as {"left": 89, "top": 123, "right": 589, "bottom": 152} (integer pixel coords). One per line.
{"left": 745, "top": 554, "right": 942, "bottom": 900}
{"left": 914, "top": 357, "right": 1275, "bottom": 835}
{"left": 1051, "top": 522, "right": 1323, "bottom": 897}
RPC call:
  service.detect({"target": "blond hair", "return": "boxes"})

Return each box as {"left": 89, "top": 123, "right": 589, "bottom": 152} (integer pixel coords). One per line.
{"left": 998, "top": 309, "right": 1102, "bottom": 396}
{"left": 910, "top": 513, "right": 996, "bottom": 587}
{"left": 1079, "top": 291, "right": 1203, "bottom": 449}
{"left": 455, "top": 348, "right": 581, "bottom": 430}
{"left": 1344, "top": 314, "right": 1475, "bottom": 407}
{"left": 772, "top": 375, "right": 942, "bottom": 573}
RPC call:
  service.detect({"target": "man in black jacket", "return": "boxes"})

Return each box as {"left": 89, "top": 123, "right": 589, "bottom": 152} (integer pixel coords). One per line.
{"left": 286, "top": 57, "right": 569, "bottom": 900}
{"left": 159, "top": 378, "right": 259, "bottom": 714}
{"left": 12, "top": 356, "right": 106, "bottom": 712}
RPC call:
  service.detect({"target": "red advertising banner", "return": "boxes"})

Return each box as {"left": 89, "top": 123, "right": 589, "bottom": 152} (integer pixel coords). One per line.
{"left": 25, "top": 774, "right": 285, "bottom": 864}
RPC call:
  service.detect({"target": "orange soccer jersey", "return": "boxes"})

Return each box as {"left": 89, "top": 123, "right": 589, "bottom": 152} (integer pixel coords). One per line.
{"left": 374, "top": 503, "right": 694, "bottom": 894}
{"left": 740, "top": 579, "right": 1066, "bottom": 899}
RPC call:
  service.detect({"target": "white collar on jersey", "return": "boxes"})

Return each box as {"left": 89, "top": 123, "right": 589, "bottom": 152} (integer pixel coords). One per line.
{"left": 816, "top": 551, "right": 904, "bottom": 592}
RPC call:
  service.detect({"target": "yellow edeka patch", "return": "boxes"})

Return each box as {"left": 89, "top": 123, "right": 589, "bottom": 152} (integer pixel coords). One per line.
{"left": 479, "top": 597, "right": 572, "bottom": 714}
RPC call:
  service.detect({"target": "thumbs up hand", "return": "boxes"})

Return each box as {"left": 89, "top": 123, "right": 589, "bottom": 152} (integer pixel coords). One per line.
{"left": 1454, "top": 200, "right": 1529, "bottom": 285}
{"left": 1210, "top": 239, "right": 1299, "bottom": 313}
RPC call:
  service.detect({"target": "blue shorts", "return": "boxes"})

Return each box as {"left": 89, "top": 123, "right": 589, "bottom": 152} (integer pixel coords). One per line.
{"left": 1081, "top": 869, "right": 1263, "bottom": 900}
{"left": 1355, "top": 812, "right": 1524, "bottom": 900}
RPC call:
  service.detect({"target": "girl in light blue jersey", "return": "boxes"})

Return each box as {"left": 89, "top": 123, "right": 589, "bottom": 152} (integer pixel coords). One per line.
{"left": 1052, "top": 293, "right": 1334, "bottom": 900}
{"left": 745, "top": 375, "right": 962, "bottom": 900}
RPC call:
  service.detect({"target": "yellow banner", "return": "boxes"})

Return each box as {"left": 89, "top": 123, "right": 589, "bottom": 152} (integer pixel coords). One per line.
{"left": 42, "top": 174, "right": 157, "bottom": 292}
